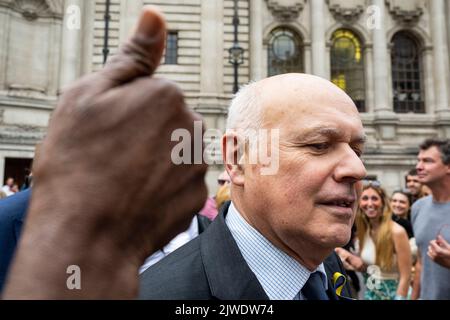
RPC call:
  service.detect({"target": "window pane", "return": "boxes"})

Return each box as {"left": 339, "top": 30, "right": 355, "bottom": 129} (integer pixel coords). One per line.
{"left": 165, "top": 32, "right": 178, "bottom": 65}
{"left": 330, "top": 30, "right": 366, "bottom": 112}
{"left": 268, "top": 28, "right": 303, "bottom": 76}
{"left": 391, "top": 32, "right": 424, "bottom": 113}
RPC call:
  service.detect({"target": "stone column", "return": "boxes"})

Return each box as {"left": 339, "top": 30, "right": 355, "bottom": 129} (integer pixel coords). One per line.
{"left": 371, "top": 0, "right": 398, "bottom": 140}
{"left": 364, "top": 44, "right": 375, "bottom": 113}
{"left": 430, "top": 0, "right": 450, "bottom": 137}
{"left": 422, "top": 46, "right": 436, "bottom": 114}
{"left": 199, "top": 0, "right": 226, "bottom": 196}
{"left": 371, "top": 0, "right": 390, "bottom": 113}
{"left": 430, "top": 0, "right": 450, "bottom": 114}
{"left": 250, "top": 0, "right": 263, "bottom": 81}
{"left": 80, "top": 0, "right": 95, "bottom": 75}
{"left": 198, "top": 0, "right": 225, "bottom": 138}
{"left": 0, "top": 7, "right": 10, "bottom": 91}
{"left": 447, "top": 0, "right": 450, "bottom": 58}
{"left": 304, "top": 42, "right": 312, "bottom": 74}
{"left": 119, "top": 0, "right": 143, "bottom": 43}
{"left": 310, "top": 0, "right": 327, "bottom": 78}
{"left": 59, "top": 0, "right": 84, "bottom": 90}
{"left": 200, "top": 0, "right": 223, "bottom": 94}
{"left": 324, "top": 42, "right": 331, "bottom": 81}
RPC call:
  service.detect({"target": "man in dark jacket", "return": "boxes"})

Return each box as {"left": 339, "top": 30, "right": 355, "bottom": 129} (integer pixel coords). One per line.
{"left": 0, "top": 189, "right": 31, "bottom": 292}
{"left": 139, "top": 73, "right": 367, "bottom": 300}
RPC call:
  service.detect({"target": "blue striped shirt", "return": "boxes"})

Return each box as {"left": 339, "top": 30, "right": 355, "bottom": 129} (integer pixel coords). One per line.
{"left": 226, "top": 201, "right": 328, "bottom": 300}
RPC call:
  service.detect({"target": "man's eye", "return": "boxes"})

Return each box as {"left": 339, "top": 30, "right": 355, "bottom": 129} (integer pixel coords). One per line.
{"left": 309, "top": 143, "right": 330, "bottom": 151}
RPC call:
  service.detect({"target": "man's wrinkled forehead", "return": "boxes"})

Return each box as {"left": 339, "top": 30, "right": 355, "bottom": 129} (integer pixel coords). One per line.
{"left": 295, "top": 125, "right": 367, "bottom": 144}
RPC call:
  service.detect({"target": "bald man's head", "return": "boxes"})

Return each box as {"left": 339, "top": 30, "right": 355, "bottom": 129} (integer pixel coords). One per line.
{"left": 222, "top": 73, "right": 366, "bottom": 268}
{"left": 226, "top": 73, "right": 358, "bottom": 135}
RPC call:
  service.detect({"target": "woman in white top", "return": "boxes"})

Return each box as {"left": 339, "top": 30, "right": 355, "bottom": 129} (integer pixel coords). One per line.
{"left": 335, "top": 183, "right": 411, "bottom": 300}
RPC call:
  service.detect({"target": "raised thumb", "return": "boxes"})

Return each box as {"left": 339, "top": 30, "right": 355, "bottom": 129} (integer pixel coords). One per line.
{"left": 100, "top": 6, "right": 166, "bottom": 87}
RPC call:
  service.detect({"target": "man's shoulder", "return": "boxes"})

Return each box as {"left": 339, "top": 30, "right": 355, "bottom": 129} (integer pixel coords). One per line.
{"left": 411, "top": 195, "right": 431, "bottom": 222}
{"left": 138, "top": 232, "right": 211, "bottom": 299}
{"left": 0, "top": 189, "right": 31, "bottom": 224}
{"left": 412, "top": 195, "right": 431, "bottom": 208}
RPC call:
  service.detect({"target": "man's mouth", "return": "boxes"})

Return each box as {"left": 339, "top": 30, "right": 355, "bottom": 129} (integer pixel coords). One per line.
{"left": 324, "top": 200, "right": 353, "bottom": 208}
{"left": 319, "top": 196, "right": 355, "bottom": 207}
{"left": 317, "top": 196, "right": 355, "bottom": 217}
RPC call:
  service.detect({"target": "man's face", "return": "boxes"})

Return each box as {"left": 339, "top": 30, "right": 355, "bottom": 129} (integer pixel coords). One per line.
{"left": 6, "top": 178, "right": 14, "bottom": 187}
{"left": 405, "top": 175, "right": 421, "bottom": 195}
{"left": 416, "top": 146, "right": 449, "bottom": 186}
{"left": 241, "top": 75, "right": 367, "bottom": 259}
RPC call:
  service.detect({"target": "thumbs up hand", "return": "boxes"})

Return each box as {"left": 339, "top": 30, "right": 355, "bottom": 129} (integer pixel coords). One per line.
{"left": 4, "top": 7, "right": 207, "bottom": 299}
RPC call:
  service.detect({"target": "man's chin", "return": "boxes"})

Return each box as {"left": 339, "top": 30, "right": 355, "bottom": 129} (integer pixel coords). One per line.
{"left": 324, "top": 226, "right": 352, "bottom": 248}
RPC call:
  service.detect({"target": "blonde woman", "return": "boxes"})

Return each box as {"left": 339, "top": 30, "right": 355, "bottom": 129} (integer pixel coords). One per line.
{"left": 336, "top": 184, "right": 412, "bottom": 300}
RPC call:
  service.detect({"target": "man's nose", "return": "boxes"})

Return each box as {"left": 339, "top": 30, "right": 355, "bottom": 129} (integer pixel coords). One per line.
{"left": 416, "top": 161, "right": 423, "bottom": 171}
{"left": 334, "top": 145, "right": 367, "bottom": 183}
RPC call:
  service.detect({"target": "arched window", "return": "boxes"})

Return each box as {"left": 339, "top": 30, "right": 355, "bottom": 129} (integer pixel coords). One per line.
{"left": 330, "top": 29, "right": 366, "bottom": 112}
{"left": 391, "top": 32, "right": 424, "bottom": 113}
{"left": 268, "top": 27, "right": 303, "bottom": 76}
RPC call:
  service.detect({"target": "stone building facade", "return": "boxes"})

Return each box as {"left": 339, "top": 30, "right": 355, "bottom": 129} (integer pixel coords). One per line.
{"left": 0, "top": 0, "right": 449, "bottom": 194}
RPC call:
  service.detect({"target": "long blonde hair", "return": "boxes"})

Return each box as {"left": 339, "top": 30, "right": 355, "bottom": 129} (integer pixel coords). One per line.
{"left": 356, "top": 185, "right": 395, "bottom": 271}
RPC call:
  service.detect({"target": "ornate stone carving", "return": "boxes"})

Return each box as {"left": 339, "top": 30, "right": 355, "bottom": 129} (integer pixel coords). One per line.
{"left": 326, "top": 0, "right": 365, "bottom": 24}
{"left": 265, "top": 0, "right": 306, "bottom": 22}
{"left": 7, "top": 84, "right": 48, "bottom": 99}
{"left": 44, "top": 0, "right": 64, "bottom": 15}
{"left": 386, "top": 0, "right": 424, "bottom": 25}
{"left": 1, "top": 0, "right": 64, "bottom": 20}
{"left": 0, "top": 125, "right": 46, "bottom": 145}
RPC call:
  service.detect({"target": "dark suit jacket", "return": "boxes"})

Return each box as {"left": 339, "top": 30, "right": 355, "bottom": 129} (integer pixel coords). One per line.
{"left": 0, "top": 189, "right": 31, "bottom": 292}
{"left": 139, "top": 201, "right": 352, "bottom": 300}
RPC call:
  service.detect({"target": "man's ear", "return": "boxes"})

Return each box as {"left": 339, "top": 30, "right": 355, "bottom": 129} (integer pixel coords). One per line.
{"left": 222, "top": 132, "right": 245, "bottom": 186}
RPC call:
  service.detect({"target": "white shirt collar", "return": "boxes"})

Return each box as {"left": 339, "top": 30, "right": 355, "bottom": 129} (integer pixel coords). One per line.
{"left": 226, "top": 201, "right": 328, "bottom": 300}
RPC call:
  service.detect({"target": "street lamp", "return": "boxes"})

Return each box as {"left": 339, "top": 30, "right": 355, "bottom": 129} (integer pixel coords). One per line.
{"left": 228, "top": 0, "right": 244, "bottom": 94}
{"left": 103, "top": 0, "right": 111, "bottom": 64}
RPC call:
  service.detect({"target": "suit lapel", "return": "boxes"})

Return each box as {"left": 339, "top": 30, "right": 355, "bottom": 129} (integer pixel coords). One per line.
{"left": 200, "top": 202, "right": 354, "bottom": 301}
{"left": 324, "top": 253, "right": 354, "bottom": 300}
{"left": 200, "top": 202, "right": 269, "bottom": 300}
{"left": 324, "top": 259, "right": 339, "bottom": 300}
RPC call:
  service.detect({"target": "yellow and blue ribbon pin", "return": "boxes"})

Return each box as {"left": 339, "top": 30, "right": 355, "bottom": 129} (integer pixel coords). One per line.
{"left": 333, "top": 272, "right": 355, "bottom": 300}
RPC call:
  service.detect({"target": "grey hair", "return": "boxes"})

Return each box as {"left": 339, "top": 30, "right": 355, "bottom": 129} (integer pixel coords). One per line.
{"left": 226, "top": 81, "right": 263, "bottom": 140}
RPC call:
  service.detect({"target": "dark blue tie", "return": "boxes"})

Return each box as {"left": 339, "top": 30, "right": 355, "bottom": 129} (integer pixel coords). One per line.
{"left": 301, "top": 272, "right": 329, "bottom": 300}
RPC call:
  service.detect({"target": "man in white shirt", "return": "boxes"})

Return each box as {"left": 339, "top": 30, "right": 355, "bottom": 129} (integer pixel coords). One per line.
{"left": 1, "top": 177, "right": 15, "bottom": 197}
{"left": 139, "top": 215, "right": 211, "bottom": 273}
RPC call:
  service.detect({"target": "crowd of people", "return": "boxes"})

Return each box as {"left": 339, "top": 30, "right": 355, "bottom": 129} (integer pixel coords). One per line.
{"left": 145, "top": 138, "right": 449, "bottom": 301}
{"left": 0, "top": 7, "right": 449, "bottom": 301}
{"left": 335, "top": 140, "right": 450, "bottom": 300}
{"left": 1, "top": 173, "right": 32, "bottom": 199}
